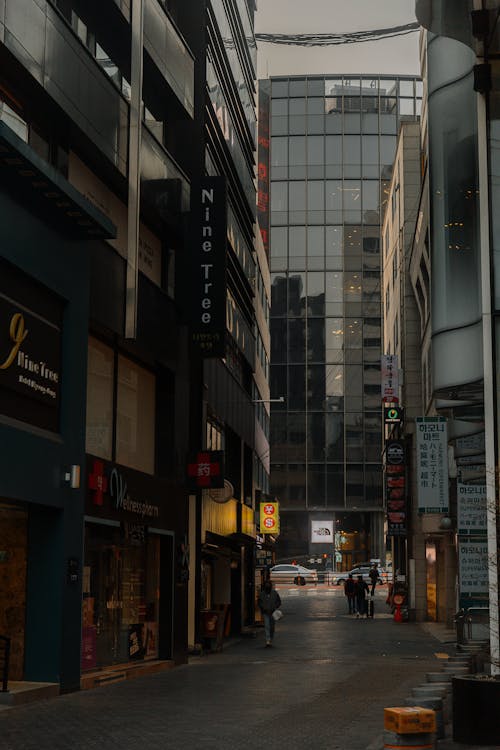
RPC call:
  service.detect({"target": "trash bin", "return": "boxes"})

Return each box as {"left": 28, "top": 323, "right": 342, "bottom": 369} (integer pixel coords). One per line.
{"left": 453, "top": 675, "right": 500, "bottom": 744}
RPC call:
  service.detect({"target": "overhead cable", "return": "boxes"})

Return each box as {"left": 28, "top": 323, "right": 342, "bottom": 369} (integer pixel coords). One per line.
{"left": 255, "top": 22, "right": 420, "bottom": 47}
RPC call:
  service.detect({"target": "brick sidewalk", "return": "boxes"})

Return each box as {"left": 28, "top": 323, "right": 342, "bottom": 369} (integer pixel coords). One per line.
{"left": 0, "top": 591, "right": 461, "bottom": 750}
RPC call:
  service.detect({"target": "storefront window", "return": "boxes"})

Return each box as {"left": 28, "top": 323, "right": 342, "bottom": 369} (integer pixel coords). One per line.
{"left": 86, "top": 338, "right": 114, "bottom": 460}
{"left": 0, "top": 503, "right": 27, "bottom": 680}
{"left": 82, "top": 524, "right": 160, "bottom": 670}
{"left": 116, "top": 357, "right": 156, "bottom": 475}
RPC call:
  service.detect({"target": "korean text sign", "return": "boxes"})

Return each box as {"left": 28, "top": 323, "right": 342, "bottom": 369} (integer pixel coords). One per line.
{"left": 416, "top": 417, "right": 449, "bottom": 513}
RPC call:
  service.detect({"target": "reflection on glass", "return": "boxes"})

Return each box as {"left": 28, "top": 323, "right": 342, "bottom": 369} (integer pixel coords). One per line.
{"left": 325, "top": 272, "right": 343, "bottom": 315}
{"left": 288, "top": 273, "right": 306, "bottom": 316}
{"left": 271, "top": 274, "right": 287, "bottom": 315}
{"left": 288, "top": 365, "right": 306, "bottom": 410}
{"left": 307, "top": 319, "right": 325, "bottom": 362}
{"left": 326, "top": 464, "right": 344, "bottom": 504}
{"left": 288, "top": 318, "right": 306, "bottom": 362}
{"left": 307, "top": 464, "right": 326, "bottom": 506}
{"left": 308, "top": 413, "right": 325, "bottom": 459}
{"left": 325, "top": 413, "right": 344, "bottom": 459}
{"left": 325, "top": 319, "right": 344, "bottom": 362}
{"left": 288, "top": 413, "right": 306, "bottom": 460}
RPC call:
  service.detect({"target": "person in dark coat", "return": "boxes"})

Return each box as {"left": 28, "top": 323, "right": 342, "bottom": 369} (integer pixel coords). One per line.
{"left": 368, "top": 563, "right": 379, "bottom": 596}
{"left": 258, "top": 579, "right": 282, "bottom": 646}
{"left": 344, "top": 573, "right": 356, "bottom": 614}
{"left": 355, "top": 575, "right": 369, "bottom": 618}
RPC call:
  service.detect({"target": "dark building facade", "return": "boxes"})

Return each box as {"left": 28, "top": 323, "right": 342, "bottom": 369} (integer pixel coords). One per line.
{"left": 0, "top": 0, "right": 194, "bottom": 690}
{"left": 0, "top": 0, "right": 266, "bottom": 688}
{"left": 177, "top": 0, "right": 268, "bottom": 647}
{"left": 262, "top": 75, "right": 421, "bottom": 566}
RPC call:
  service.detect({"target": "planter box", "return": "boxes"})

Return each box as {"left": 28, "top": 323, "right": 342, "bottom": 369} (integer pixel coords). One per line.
{"left": 452, "top": 675, "right": 500, "bottom": 744}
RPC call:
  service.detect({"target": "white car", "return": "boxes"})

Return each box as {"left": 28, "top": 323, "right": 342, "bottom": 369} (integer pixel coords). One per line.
{"left": 331, "top": 565, "right": 385, "bottom": 586}
{"left": 269, "top": 564, "right": 318, "bottom": 585}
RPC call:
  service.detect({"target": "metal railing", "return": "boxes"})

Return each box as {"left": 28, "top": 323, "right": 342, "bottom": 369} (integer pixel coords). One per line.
{"left": 0, "top": 636, "right": 11, "bottom": 692}
{"left": 454, "top": 607, "right": 490, "bottom": 644}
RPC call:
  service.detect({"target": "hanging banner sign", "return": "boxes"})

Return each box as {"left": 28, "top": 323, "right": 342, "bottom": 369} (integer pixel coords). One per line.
{"left": 457, "top": 483, "right": 487, "bottom": 534}
{"left": 191, "top": 177, "right": 227, "bottom": 357}
{"left": 458, "top": 540, "right": 489, "bottom": 595}
{"left": 416, "top": 417, "right": 449, "bottom": 513}
{"left": 187, "top": 451, "right": 225, "bottom": 489}
{"left": 260, "top": 501, "right": 280, "bottom": 535}
{"left": 381, "top": 354, "right": 399, "bottom": 403}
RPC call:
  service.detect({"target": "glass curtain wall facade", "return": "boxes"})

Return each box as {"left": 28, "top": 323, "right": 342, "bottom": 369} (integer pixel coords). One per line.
{"left": 267, "top": 75, "right": 421, "bottom": 550}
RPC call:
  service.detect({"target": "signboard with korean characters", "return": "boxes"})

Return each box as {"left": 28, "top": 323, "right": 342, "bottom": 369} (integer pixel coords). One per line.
{"left": 458, "top": 540, "right": 489, "bottom": 595}
{"left": 381, "top": 354, "right": 399, "bottom": 403}
{"left": 260, "top": 501, "right": 280, "bottom": 535}
{"left": 457, "top": 483, "right": 487, "bottom": 534}
{"left": 415, "top": 417, "right": 449, "bottom": 513}
{"left": 385, "top": 440, "right": 406, "bottom": 536}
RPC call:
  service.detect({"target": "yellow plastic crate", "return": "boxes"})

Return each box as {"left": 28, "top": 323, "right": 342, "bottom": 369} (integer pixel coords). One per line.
{"left": 384, "top": 707, "right": 436, "bottom": 734}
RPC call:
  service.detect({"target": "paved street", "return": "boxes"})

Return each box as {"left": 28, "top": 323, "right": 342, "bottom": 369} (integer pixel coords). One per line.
{"left": 0, "top": 588, "right": 454, "bottom": 750}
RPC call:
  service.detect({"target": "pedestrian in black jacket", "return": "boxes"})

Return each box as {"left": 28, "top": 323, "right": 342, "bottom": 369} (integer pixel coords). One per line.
{"left": 355, "top": 575, "right": 369, "bottom": 618}
{"left": 344, "top": 573, "right": 356, "bottom": 614}
{"left": 258, "top": 580, "right": 282, "bottom": 646}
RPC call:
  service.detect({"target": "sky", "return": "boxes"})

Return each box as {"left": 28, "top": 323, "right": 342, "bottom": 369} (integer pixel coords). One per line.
{"left": 255, "top": 0, "right": 420, "bottom": 79}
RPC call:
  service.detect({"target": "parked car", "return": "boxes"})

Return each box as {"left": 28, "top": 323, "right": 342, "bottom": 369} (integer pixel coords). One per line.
{"left": 331, "top": 565, "right": 385, "bottom": 586}
{"left": 269, "top": 564, "right": 318, "bottom": 585}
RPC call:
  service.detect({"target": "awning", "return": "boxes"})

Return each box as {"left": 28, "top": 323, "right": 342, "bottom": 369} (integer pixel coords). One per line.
{"left": 0, "top": 122, "right": 116, "bottom": 240}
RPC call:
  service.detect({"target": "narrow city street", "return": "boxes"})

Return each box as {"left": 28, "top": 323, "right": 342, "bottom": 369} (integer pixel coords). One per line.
{"left": 0, "top": 588, "right": 453, "bottom": 750}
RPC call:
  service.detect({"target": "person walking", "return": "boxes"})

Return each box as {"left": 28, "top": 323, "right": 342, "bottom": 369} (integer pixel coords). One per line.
{"left": 368, "top": 563, "right": 379, "bottom": 596}
{"left": 344, "top": 573, "right": 356, "bottom": 614}
{"left": 355, "top": 575, "right": 369, "bottom": 618}
{"left": 258, "top": 579, "right": 282, "bottom": 646}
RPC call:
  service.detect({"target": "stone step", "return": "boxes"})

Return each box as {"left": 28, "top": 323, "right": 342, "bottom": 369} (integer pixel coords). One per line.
{"left": 81, "top": 659, "right": 174, "bottom": 691}
{"left": 0, "top": 681, "right": 59, "bottom": 706}
{"left": 426, "top": 672, "right": 452, "bottom": 683}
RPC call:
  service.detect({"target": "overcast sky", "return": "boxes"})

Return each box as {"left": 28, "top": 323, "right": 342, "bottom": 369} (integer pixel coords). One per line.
{"left": 255, "top": 0, "right": 420, "bottom": 79}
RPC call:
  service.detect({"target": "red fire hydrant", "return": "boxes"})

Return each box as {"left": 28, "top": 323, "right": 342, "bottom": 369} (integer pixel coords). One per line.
{"left": 393, "top": 593, "right": 404, "bottom": 622}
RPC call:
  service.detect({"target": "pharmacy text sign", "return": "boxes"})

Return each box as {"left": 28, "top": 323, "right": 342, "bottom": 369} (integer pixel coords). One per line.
{"left": 260, "top": 502, "right": 280, "bottom": 535}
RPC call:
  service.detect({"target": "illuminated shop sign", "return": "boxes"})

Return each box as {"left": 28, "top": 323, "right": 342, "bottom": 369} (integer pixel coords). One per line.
{"left": 187, "top": 451, "right": 225, "bottom": 489}
{"left": 87, "top": 459, "right": 160, "bottom": 518}
{"left": 191, "top": 177, "right": 227, "bottom": 358}
{"left": 0, "top": 269, "right": 62, "bottom": 432}
{"left": 260, "top": 501, "right": 280, "bottom": 535}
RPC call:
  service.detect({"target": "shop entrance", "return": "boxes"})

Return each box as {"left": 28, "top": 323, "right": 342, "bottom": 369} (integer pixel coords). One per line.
{"left": 82, "top": 524, "right": 161, "bottom": 670}
{"left": 426, "top": 541, "right": 437, "bottom": 621}
{"left": 0, "top": 503, "right": 28, "bottom": 680}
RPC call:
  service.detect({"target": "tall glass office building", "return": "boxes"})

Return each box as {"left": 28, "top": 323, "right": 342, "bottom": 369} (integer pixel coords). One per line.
{"left": 263, "top": 75, "right": 422, "bottom": 562}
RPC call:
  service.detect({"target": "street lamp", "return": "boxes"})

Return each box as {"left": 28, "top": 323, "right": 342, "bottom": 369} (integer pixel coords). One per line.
{"left": 252, "top": 396, "right": 285, "bottom": 403}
